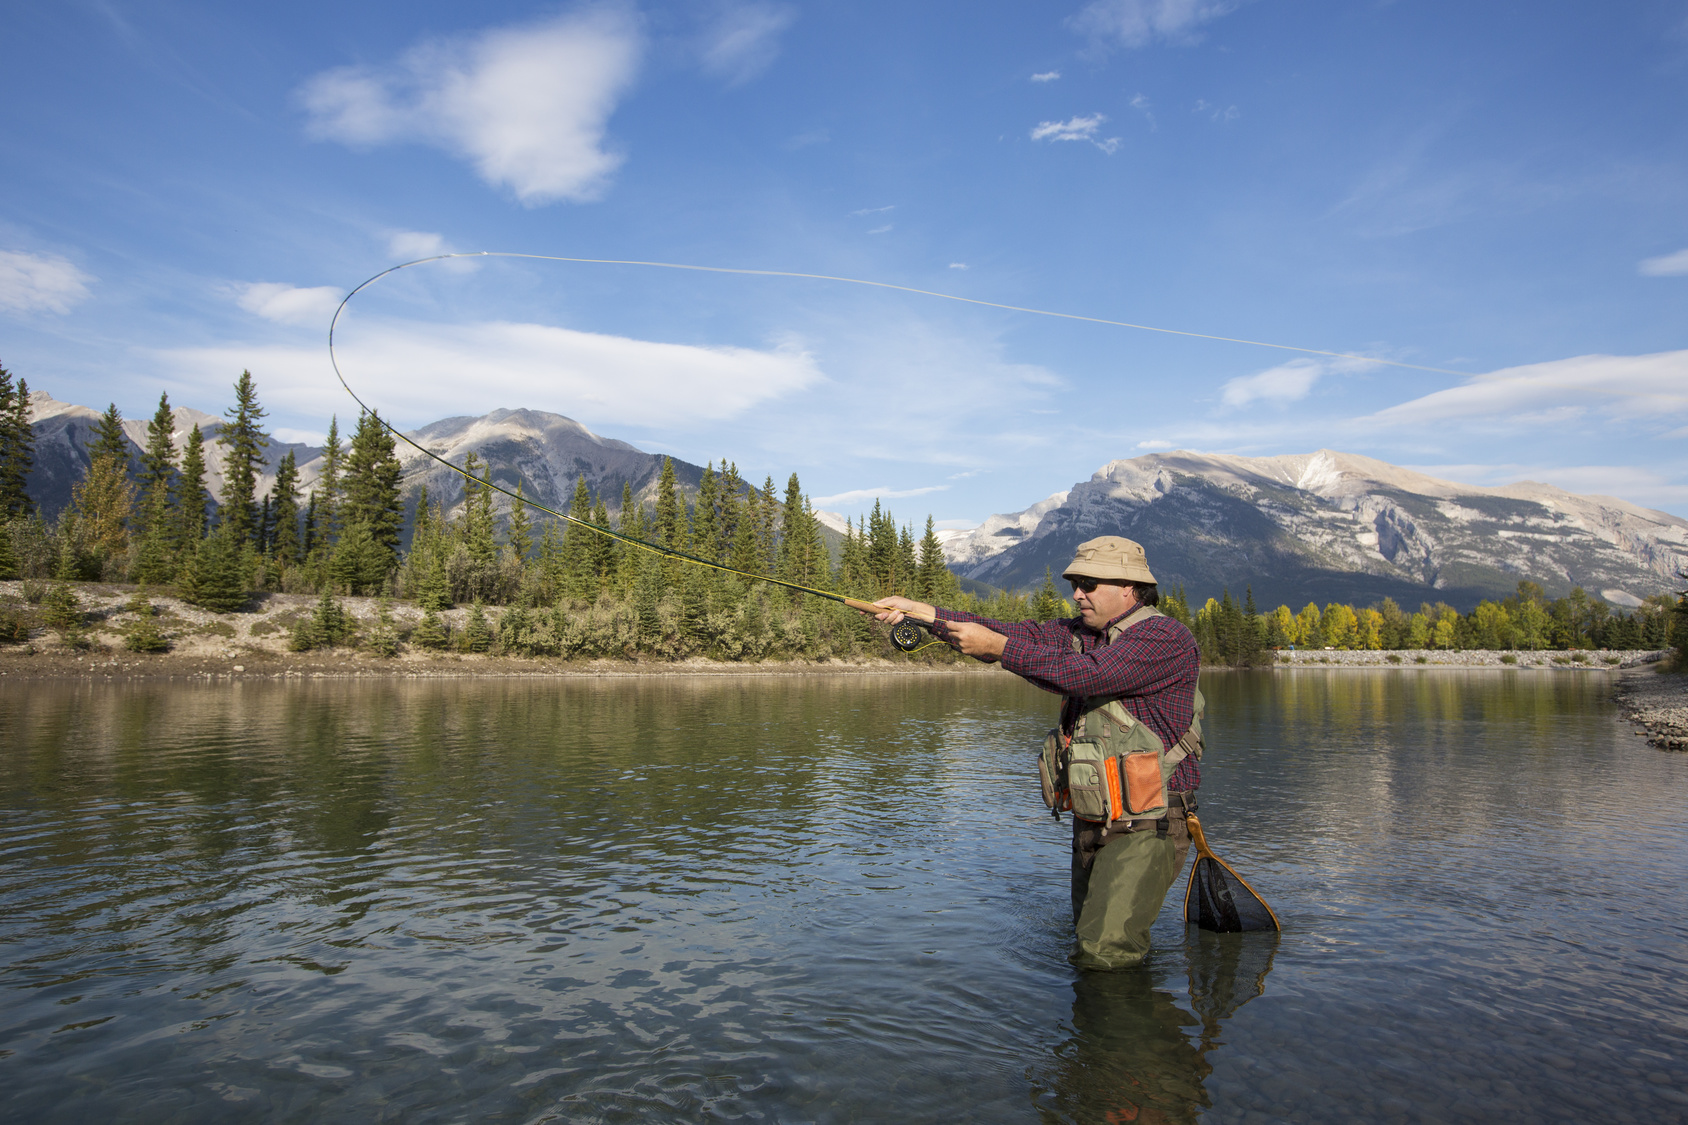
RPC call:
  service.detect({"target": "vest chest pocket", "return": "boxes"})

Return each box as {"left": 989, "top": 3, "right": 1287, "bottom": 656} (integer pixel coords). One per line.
{"left": 1065, "top": 737, "right": 1124, "bottom": 824}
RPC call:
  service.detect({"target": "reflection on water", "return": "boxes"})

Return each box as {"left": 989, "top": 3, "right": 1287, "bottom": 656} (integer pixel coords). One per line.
{"left": 2, "top": 670, "right": 1685, "bottom": 1122}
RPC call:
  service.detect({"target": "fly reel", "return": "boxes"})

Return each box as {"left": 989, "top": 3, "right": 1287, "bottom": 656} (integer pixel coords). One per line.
{"left": 890, "top": 620, "right": 930, "bottom": 651}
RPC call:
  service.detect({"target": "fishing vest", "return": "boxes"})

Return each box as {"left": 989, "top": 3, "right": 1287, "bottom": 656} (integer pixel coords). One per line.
{"left": 1038, "top": 605, "right": 1205, "bottom": 825}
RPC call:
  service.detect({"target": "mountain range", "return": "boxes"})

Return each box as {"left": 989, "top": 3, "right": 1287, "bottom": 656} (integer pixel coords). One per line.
{"left": 23, "top": 391, "right": 1687, "bottom": 609}
{"left": 941, "top": 450, "right": 1688, "bottom": 609}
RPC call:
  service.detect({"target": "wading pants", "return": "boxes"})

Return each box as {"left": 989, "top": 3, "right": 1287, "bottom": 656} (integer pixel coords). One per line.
{"left": 1069, "top": 795, "right": 1193, "bottom": 971}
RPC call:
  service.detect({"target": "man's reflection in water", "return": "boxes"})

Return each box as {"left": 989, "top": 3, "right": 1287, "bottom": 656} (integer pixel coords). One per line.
{"left": 1031, "top": 930, "right": 1278, "bottom": 1123}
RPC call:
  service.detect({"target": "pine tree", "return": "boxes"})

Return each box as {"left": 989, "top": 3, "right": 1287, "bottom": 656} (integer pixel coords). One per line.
{"left": 895, "top": 524, "right": 917, "bottom": 596}
{"left": 0, "top": 369, "right": 35, "bottom": 518}
{"left": 269, "top": 450, "right": 301, "bottom": 565}
{"left": 590, "top": 496, "right": 615, "bottom": 591}
{"left": 411, "top": 607, "right": 450, "bottom": 650}
{"left": 654, "top": 458, "right": 687, "bottom": 551}
{"left": 216, "top": 371, "right": 268, "bottom": 544}
{"left": 173, "top": 424, "right": 211, "bottom": 559}
{"left": 506, "top": 480, "right": 534, "bottom": 563}
{"left": 316, "top": 416, "right": 344, "bottom": 549}
{"left": 133, "top": 393, "right": 177, "bottom": 583}
{"left": 758, "top": 475, "right": 778, "bottom": 575}
{"left": 916, "top": 517, "right": 955, "bottom": 605}
{"left": 341, "top": 410, "right": 403, "bottom": 565}
{"left": 462, "top": 600, "right": 494, "bottom": 652}
{"left": 178, "top": 524, "right": 250, "bottom": 613}
{"left": 693, "top": 462, "right": 721, "bottom": 562}
{"left": 69, "top": 404, "right": 137, "bottom": 573}
{"left": 301, "top": 491, "right": 318, "bottom": 560}
{"left": 558, "top": 476, "right": 596, "bottom": 599}
{"left": 123, "top": 591, "right": 169, "bottom": 653}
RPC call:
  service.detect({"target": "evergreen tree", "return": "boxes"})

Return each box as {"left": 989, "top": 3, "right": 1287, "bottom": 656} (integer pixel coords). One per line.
{"left": 177, "top": 525, "right": 250, "bottom": 612}
{"left": 72, "top": 404, "right": 136, "bottom": 573}
{"left": 506, "top": 480, "right": 534, "bottom": 562}
{"left": 775, "top": 473, "right": 807, "bottom": 584}
{"left": 216, "top": 371, "right": 268, "bottom": 544}
{"left": 462, "top": 600, "right": 494, "bottom": 652}
{"left": 654, "top": 457, "right": 689, "bottom": 551}
{"left": 1031, "top": 567, "right": 1065, "bottom": 621}
{"left": 0, "top": 521, "right": 16, "bottom": 580}
{"left": 0, "top": 369, "right": 35, "bottom": 518}
{"left": 693, "top": 462, "right": 721, "bottom": 562}
{"left": 133, "top": 393, "right": 177, "bottom": 583}
{"left": 301, "top": 491, "right": 319, "bottom": 560}
{"left": 316, "top": 416, "right": 345, "bottom": 549}
{"left": 122, "top": 591, "right": 169, "bottom": 653}
{"left": 462, "top": 452, "right": 497, "bottom": 572}
{"left": 558, "top": 476, "right": 596, "bottom": 599}
{"left": 329, "top": 519, "right": 387, "bottom": 595}
{"left": 269, "top": 450, "right": 301, "bottom": 565}
{"left": 173, "top": 424, "right": 211, "bottom": 558}
{"left": 895, "top": 524, "right": 917, "bottom": 596}
{"left": 591, "top": 496, "right": 616, "bottom": 590}
{"left": 729, "top": 492, "right": 762, "bottom": 576}
{"left": 758, "top": 475, "right": 778, "bottom": 575}
{"left": 411, "top": 607, "right": 450, "bottom": 650}
{"left": 342, "top": 410, "right": 404, "bottom": 565}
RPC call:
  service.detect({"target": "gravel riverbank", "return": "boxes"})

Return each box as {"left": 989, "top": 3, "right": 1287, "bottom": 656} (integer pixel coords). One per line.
{"left": 1613, "top": 664, "right": 1688, "bottom": 751}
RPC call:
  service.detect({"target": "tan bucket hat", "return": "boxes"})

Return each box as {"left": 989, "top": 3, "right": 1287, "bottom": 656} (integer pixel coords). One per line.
{"left": 1062, "top": 535, "right": 1157, "bottom": 585}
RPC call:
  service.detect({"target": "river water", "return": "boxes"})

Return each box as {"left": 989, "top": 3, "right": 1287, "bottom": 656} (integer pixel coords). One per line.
{"left": 1, "top": 669, "right": 1684, "bottom": 1123}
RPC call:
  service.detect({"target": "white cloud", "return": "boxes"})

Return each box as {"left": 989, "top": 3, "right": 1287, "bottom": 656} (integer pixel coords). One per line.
{"left": 811, "top": 484, "right": 948, "bottom": 507}
{"left": 1030, "top": 113, "right": 1120, "bottom": 153}
{"left": 273, "top": 427, "right": 328, "bottom": 446}
{"left": 698, "top": 2, "right": 795, "bottom": 86}
{"left": 1068, "top": 0, "right": 1242, "bottom": 48}
{"left": 298, "top": 10, "right": 641, "bottom": 205}
{"left": 1221, "top": 358, "right": 1330, "bottom": 408}
{"left": 1363, "top": 350, "right": 1688, "bottom": 426}
{"left": 0, "top": 250, "right": 94, "bottom": 314}
{"left": 867, "top": 224, "right": 893, "bottom": 235}
{"left": 154, "top": 318, "right": 822, "bottom": 431}
{"left": 1638, "top": 248, "right": 1688, "bottom": 277}
{"left": 1136, "top": 438, "right": 1173, "bottom": 449}
{"left": 849, "top": 205, "right": 895, "bottom": 217}
{"left": 235, "top": 282, "right": 343, "bottom": 326}
{"left": 1031, "top": 71, "right": 1061, "bottom": 82}
{"left": 1129, "top": 93, "right": 1155, "bottom": 129}
{"left": 948, "top": 263, "right": 969, "bottom": 270}
{"left": 388, "top": 230, "right": 449, "bottom": 259}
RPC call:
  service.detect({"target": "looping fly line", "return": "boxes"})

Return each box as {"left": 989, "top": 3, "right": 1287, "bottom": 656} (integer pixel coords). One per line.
{"left": 321, "top": 250, "right": 1479, "bottom": 648}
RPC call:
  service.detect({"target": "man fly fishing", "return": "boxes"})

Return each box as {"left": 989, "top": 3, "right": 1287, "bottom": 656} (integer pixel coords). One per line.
{"left": 866, "top": 536, "right": 1202, "bottom": 970}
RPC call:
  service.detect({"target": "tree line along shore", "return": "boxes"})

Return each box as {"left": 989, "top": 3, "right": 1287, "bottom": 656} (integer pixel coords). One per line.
{"left": 0, "top": 366, "right": 1684, "bottom": 669}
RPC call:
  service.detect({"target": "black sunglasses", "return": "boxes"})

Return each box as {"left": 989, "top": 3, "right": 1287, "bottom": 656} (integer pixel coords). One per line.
{"left": 1069, "top": 576, "right": 1103, "bottom": 593}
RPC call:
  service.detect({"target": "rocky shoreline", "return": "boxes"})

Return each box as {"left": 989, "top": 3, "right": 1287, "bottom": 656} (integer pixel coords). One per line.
{"left": 1272, "top": 647, "right": 1669, "bottom": 669}
{"left": 1613, "top": 665, "right": 1688, "bottom": 751}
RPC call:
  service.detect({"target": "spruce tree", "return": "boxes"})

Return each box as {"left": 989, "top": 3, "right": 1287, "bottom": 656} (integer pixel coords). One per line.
{"left": 411, "top": 607, "right": 450, "bottom": 650}
{"left": 758, "top": 476, "right": 778, "bottom": 574}
{"left": 590, "top": 496, "right": 615, "bottom": 591}
{"left": 653, "top": 458, "right": 688, "bottom": 551}
{"left": 71, "top": 404, "right": 137, "bottom": 574}
{"left": 178, "top": 525, "right": 250, "bottom": 613}
{"left": 133, "top": 393, "right": 177, "bottom": 583}
{"left": 315, "top": 416, "right": 344, "bottom": 550}
{"left": 173, "top": 424, "right": 210, "bottom": 559}
{"left": 507, "top": 480, "right": 534, "bottom": 563}
{"left": 342, "top": 410, "right": 403, "bottom": 564}
{"left": 216, "top": 371, "right": 268, "bottom": 544}
{"left": 269, "top": 450, "right": 301, "bottom": 566}
{"left": 123, "top": 592, "right": 169, "bottom": 653}
{"left": 0, "top": 369, "right": 35, "bottom": 518}
{"left": 558, "top": 476, "right": 595, "bottom": 599}
{"left": 917, "top": 516, "right": 953, "bottom": 604}
{"left": 693, "top": 462, "right": 721, "bottom": 562}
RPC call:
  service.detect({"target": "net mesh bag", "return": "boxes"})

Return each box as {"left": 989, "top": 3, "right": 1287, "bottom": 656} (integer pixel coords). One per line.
{"left": 1183, "top": 815, "right": 1279, "bottom": 933}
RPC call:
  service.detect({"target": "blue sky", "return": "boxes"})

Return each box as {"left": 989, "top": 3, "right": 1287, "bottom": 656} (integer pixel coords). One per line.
{"left": 3, "top": 0, "right": 1687, "bottom": 523}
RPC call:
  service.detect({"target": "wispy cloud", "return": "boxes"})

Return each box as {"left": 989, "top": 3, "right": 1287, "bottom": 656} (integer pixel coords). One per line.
{"left": 867, "top": 224, "right": 893, "bottom": 235}
{"left": 1221, "top": 357, "right": 1376, "bottom": 408}
{"left": 388, "top": 230, "right": 449, "bottom": 259}
{"left": 1638, "top": 248, "right": 1688, "bottom": 276}
{"left": 1192, "top": 98, "right": 1238, "bottom": 121}
{"left": 849, "top": 205, "right": 895, "bottom": 217}
{"left": 1136, "top": 438, "right": 1173, "bottom": 448}
{"left": 1031, "top": 70, "right": 1062, "bottom": 82}
{"left": 1030, "top": 113, "right": 1119, "bottom": 153}
{"left": 1067, "top": 0, "right": 1243, "bottom": 48}
{"left": 948, "top": 262, "right": 969, "bottom": 270}
{"left": 1361, "top": 350, "right": 1688, "bottom": 426}
{"left": 1129, "top": 93, "right": 1156, "bottom": 129}
{"left": 697, "top": 2, "right": 796, "bottom": 86}
{"left": 235, "top": 283, "right": 343, "bottom": 326}
{"left": 298, "top": 10, "right": 641, "bottom": 205}
{"left": 811, "top": 484, "right": 948, "bottom": 507}
{"left": 155, "top": 318, "right": 822, "bottom": 430}
{"left": 0, "top": 250, "right": 94, "bottom": 314}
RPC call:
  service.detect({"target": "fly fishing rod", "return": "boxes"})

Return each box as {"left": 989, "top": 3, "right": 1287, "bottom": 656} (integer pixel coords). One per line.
{"left": 326, "top": 264, "right": 940, "bottom": 650}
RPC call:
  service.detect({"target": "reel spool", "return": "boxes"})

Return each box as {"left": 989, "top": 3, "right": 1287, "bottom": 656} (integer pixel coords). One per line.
{"left": 891, "top": 620, "right": 930, "bottom": 652}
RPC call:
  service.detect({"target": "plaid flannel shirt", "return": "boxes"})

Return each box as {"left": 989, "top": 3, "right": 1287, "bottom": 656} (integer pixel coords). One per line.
{"left": 935, "top": 607, "right": 1202, "bottom": 791}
